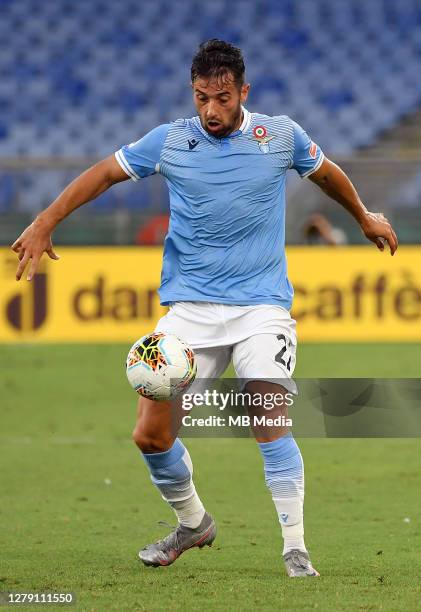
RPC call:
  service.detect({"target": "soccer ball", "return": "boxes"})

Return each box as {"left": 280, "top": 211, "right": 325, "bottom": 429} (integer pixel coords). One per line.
{"left": 126, "top": 332, "right": 197, "bottom": 401}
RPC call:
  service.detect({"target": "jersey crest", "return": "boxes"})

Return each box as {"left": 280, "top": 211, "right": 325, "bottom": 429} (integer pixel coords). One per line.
{"left": 251, "top": 124, "right": 275, "bottom": 153}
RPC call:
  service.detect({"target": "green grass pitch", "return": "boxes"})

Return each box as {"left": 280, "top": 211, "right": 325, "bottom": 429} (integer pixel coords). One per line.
{"left": 1, "top": 343, "right": 421, "bottom": 611}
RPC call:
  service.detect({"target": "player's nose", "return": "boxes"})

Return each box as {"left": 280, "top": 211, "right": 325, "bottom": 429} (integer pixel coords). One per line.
{"left": 206, "top": 100, "right": 218, "bottom": 118}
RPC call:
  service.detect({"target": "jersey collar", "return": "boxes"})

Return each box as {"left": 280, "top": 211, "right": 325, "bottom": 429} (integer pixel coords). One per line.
{"left": 237, "top": 106, "right": 251, "bottom": 134}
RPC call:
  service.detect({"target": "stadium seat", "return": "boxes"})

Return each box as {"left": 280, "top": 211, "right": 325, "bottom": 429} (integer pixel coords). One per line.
{"left": 1, "top": 0, "right": 421, "bottom": 211}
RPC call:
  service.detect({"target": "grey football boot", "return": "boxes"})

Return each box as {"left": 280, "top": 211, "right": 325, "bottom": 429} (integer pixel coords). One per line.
{"left": 139, "top": 512, "right": 216, "bottom": 567}
{"left": 283, "top": 549, "right": 320, "bottom": 577}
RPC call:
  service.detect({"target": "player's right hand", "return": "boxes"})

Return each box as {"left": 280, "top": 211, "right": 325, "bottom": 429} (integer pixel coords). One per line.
{"left": 11, "top": 221, "right": 60, "bottom": 281}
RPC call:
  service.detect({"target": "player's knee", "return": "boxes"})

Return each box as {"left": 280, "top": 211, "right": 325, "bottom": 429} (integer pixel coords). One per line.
{"left": 132, "top": 423, "right": 174, "bottom": 453}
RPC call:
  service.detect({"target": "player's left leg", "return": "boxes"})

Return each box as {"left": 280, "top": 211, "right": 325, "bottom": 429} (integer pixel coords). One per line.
{"left": 233, "top": 331, "right": 319, "bottom": 577}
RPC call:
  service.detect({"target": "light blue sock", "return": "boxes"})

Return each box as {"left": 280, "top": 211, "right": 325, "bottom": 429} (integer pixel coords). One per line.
{"left": 258, "top": 432, "right": 306, "bottom": 554}
{"left": 142, "top": 439, "right": 205, "bottom": 528}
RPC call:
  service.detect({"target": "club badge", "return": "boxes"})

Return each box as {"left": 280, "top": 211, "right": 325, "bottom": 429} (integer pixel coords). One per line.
{"left": 251, "top": 125, "right": 274, "bottom": 153}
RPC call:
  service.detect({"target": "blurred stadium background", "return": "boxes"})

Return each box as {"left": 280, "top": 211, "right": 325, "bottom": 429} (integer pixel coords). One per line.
{"left": 1, "top": 1, "right": 421, "bottom": 610}
{"left": 0, "top": 0, "right": 420, "bottom": 244}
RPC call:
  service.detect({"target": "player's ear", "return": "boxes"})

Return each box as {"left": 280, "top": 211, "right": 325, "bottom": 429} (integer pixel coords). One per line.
{"left": 240, "top": 82, "right": 250, "bottom": 103}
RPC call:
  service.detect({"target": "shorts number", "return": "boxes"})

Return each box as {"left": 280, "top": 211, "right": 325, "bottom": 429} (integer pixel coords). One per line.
{"left": 275, "top": 334, "right": 292, "bottom": 372}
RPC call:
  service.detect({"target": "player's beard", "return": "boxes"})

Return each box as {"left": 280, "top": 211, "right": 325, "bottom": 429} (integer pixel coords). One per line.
{"left": 202, "top": 105, "right": 243, "bottom": 139}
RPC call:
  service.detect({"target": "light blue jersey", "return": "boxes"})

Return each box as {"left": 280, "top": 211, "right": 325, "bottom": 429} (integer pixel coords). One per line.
{"left": 115, "top": 108, "right": 324, "bottom": 309}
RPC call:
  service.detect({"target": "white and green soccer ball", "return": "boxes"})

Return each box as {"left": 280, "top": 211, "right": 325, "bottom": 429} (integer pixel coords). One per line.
{"left": 126, "top": 332, "right": 197, "bottom": 401}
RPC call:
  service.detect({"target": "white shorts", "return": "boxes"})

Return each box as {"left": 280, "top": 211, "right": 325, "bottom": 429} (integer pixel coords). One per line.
{"left": 154, "top": 302, "right": 297, "bottom": 392}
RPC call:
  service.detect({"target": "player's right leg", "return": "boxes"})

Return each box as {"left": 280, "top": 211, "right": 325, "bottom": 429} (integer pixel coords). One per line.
{"left": 133, "top": 344, "right": 231, "bottom": 567}
{"left": 133, "top": 397, "right": 216, "bottom": 566}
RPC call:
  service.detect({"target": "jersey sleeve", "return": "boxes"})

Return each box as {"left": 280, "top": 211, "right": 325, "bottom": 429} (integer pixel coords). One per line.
{"left": 291, "top": 120, "right": 324, "bottom": 178}
{"left": 114, "top": 124, "right": 171, "bottom": 182}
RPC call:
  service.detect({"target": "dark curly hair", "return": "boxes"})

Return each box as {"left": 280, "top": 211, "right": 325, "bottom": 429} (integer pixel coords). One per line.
{"left": 191, "top": 39, "right": 245, "bottom": 87}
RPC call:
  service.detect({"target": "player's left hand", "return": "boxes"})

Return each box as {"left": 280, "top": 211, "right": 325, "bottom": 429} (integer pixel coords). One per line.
{"left": 360, "top": 211, "right": 398, "bottom": 255}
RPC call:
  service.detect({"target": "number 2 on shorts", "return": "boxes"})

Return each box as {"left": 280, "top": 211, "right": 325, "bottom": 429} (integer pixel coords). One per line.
{"left": 275, "top": 334, "right": 292, "bottom": 372}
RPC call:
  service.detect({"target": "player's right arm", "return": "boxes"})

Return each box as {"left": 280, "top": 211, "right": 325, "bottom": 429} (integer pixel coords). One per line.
{"left": 12, "top": 123, "right": 170, "bottom": 281}
{"left": 11, "top": 155, "right": 130, "bottom": 281}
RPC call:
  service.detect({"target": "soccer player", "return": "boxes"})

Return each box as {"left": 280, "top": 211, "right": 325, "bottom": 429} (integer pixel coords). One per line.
{"left": 12, "top": 40, "right": 398, "bottom": 577}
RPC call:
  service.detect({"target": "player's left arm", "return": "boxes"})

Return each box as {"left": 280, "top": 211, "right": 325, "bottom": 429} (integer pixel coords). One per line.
{"left": 308, "top": 157, "right": 398, "bottom": 255}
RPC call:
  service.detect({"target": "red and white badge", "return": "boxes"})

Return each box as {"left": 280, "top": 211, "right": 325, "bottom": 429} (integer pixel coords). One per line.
{"left": 253, "top": 125, "right": 267, "bottom": 140}
{"left": 250, "top": 125, "right": 274, "bottom": 153}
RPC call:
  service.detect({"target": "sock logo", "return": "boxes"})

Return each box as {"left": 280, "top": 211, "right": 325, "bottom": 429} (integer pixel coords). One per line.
{"left": 280, "top": 513, "right": 289, "bottom": 523}
{"left": 5, "top": 270, "right": 48, "bottom": 331}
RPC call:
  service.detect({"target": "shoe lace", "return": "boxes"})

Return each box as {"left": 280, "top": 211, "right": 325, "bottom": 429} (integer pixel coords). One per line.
{"left": 153, "top": 520, "right": 181, "bottom": 551}
{"left": 157, "top": 520, "right": 176, "bottom": 530}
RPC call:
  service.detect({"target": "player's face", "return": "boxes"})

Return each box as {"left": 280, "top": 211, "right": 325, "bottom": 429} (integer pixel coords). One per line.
{"left": 192, "top": 72, "right": 250, "bottom": 138}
